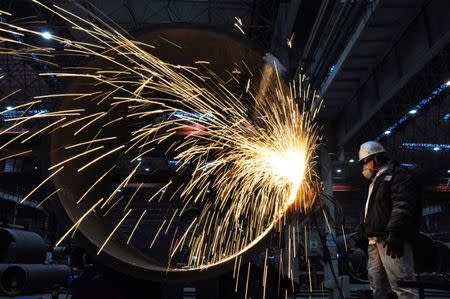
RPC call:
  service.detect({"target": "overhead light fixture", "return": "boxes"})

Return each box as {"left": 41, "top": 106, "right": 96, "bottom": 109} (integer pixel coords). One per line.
{"left": 145, "top": 168, "right": 150, "bottom": 171}
{"left": 376, "top": 82, "right": 449, "bottom": 141}
{"left": 401, "top": 163, "right": 417, "bottom": 169}
{"left": 6, "top": 106, "right": 13, "bottom": 111}
{"left": 349, "top": 159, "right": 355, "bottom": 163}
{"left": 336, "top": 169, "right": 342, "bottom": 173}
{"left": 443, "top": 113, "right": 450, "bottom": 121}
{"left": 447, "top": 169, "right": 450, "bottom": 173}
{"left": 401, "top": 143, "right": 450, "bottom": 150}
{"left": 41, "top": 31, "right": 52, "bottom": 40}
{"left": 137, "top": 157, "right": 142, "bottom": 161}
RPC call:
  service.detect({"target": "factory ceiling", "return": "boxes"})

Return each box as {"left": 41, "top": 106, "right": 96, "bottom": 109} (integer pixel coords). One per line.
{"left": 0, "top": 0, "right": 449, "bottom": 186}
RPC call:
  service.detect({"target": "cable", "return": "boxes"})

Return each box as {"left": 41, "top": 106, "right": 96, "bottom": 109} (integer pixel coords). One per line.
{"left": 320, "top": 193, "right": 346, "bottom": 228}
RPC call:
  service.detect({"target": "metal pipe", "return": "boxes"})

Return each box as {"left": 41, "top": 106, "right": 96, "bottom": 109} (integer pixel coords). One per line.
{"left": 0, "top": 264, "right": 70, "bottom": 295}
{"left": 0, "top": 228, "right": 46, "bottom": 264}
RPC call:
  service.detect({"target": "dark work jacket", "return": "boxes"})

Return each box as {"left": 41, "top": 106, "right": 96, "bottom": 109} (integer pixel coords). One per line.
{"left": 362, "top": 161, "right": 421, "bottom": 240}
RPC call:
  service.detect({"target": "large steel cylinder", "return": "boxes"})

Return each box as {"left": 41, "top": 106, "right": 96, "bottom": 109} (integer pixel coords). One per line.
{"left": 51, "top": 27, "right": 284, "bottom": 282}
{"left": 0, "top": 228, "right": 46, "bottom": 264}
{"left": 0, "top": 264, "right": 70, "bottom": 295}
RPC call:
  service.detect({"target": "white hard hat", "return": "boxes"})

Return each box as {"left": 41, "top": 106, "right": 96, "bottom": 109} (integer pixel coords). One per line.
{"left": 358, "top": 141, "right": 386, "bottom": 162}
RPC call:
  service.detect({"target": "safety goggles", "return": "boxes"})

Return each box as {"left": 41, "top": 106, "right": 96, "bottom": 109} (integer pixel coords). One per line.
{"left": 359, "top": 157, "right": 372, "bottom": 166}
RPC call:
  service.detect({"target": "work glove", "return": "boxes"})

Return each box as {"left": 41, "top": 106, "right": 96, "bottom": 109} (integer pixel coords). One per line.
{"left": 383, "top": 232, "right": 404, "bottom": 259}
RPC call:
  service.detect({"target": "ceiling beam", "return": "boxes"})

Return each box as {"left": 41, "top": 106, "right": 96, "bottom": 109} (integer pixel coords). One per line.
{"left": 336, "top": 0, "right": 450, "bottom": 148}
{"left": 318, "top": 0, "right": 379, "bottom": 97}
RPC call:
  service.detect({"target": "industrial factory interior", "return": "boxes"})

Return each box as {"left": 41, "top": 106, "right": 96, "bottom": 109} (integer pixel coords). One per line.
{"left": 0, "top": 0, "right": 449, "bottom": 298}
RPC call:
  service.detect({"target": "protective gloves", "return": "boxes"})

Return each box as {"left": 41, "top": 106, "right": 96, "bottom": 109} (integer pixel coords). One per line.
{"left": 383, "top": 232, "right": 404, "bottom": 259}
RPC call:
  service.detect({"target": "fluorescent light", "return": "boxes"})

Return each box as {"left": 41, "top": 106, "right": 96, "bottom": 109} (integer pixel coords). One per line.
{"left": 401, "top": 163, "right": 417, "bottom": 169}
{"left": 6, "top": 106, "right": 13, "bottom": 111}
{"left": 376, "top": 83, "right": 448, "bottom": 141}
{"left": 349, "top": 159, "right": 355, "bottom": 163}
{"left": 401, "top": 143, "right": 450, "bottom": 150}
{"left": 41, "top": 31, "right": 52, "bottom": 40}
{"left": 443, "top": 113, "right": 450, "bottom": 121}
{"left": 336, "top": 169, "right": 342, "bottom": 173}
{"left": 447, "top": 169, "right": 450, "bottom": 173}
{"left": 137, "top": 157, "right": 142, "bottom": 161}
{"left": 145, "top": 168, "right": 150, "bottom": 171}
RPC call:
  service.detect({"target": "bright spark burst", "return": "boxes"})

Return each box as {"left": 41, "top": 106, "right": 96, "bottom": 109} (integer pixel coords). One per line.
{"left": 0, "top": 0, "right": 322, "bottom": 278}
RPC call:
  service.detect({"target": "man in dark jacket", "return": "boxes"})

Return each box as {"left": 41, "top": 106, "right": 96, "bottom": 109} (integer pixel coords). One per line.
{"left": 358, "top": 141, "right": 420, "bottom": 299}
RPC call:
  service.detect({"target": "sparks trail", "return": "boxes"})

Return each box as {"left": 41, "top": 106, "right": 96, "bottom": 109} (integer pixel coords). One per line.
{"left": 0, "top": 0, "right": 322, "bottom": 275}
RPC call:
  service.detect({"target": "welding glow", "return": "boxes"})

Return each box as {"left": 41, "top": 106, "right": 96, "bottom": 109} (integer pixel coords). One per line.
{"left": 41, "top": 31, "right": 52, "bottom": 40}
{"left": 260, "top": 149, "right": 306, "bottom": 185}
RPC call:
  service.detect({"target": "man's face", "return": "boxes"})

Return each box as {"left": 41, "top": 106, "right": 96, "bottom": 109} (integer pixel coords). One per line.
{"left": 361, "top": 158, "right": 376, "bottom": 179}
{"left": 362, "top": 159, "right": 374, "bottom": 170}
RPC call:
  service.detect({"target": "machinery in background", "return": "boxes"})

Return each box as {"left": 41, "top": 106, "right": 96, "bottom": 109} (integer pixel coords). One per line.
{"left": 0, "top": 227, "right": 71, "bottom": 296}
{"left": 336, "top": 231, "right": 450, "bottom": 293}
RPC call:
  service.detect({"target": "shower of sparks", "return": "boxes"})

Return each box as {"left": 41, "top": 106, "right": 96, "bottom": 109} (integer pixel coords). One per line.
{"left": 234, "top": 23, "right": 246, "bottom": 35}
{"left": 127, "top": 209, "right": 147, "bottom": 244}
{"left": 245, "top": 262, "right": 251, "bottom": 299}
{"left": 233, "top": 17, "right": 245, "bottom": 35}
{"left": 287, "top": 33, "right": 294, "bottom": 48}
{"left": 97, "top": 208, "right": 133, "bottom": 255}
{"left": 0, "top": 150, "right": 33, "bottom": 162}
{"left": 0, "top": 0, "right": 322, "bottom": 282}
{"left": 36, "top": 188, "right": 61, "bottom": 208}
{"left": 20, "top": 166, "right": 64, "bottom": 203}
{"left": 55, "top": 198, "right": 105, "bottom": 247}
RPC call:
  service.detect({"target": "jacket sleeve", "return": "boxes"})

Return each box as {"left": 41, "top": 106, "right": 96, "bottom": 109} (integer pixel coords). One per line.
{"left": 386, "top": 169, "right": 419, "bottom": 235}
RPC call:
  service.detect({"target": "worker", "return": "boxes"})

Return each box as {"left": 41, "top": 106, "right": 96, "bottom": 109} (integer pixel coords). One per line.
{"left": 357, "top": 141, "right": 420, "bottom": 299}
